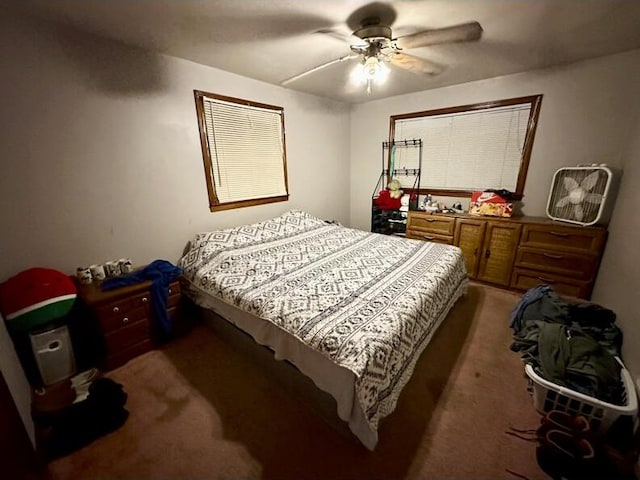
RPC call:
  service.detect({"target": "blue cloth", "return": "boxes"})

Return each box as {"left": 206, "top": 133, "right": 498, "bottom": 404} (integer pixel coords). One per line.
{"left": 508, "top": 284, "right": 553, "bottom": 331}
{"left": 101, "top": 260, "right": 182, "bottom": 335}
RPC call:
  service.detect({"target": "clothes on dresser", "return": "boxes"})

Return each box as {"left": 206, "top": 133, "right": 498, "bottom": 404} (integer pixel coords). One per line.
{"left": 101, "top": 260, "right": 182, "bottom": 335}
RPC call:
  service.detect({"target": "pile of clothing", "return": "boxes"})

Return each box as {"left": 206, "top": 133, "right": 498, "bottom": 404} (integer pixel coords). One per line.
{"left": 510, "top": 285, "right": 624, "bottom": 405}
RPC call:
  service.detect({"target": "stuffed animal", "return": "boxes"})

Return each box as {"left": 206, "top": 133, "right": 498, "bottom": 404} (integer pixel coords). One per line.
{"left": 374, "top": 189, "right": 401, "bottom": 210}
{"left": 387, "top": 178, "right": 403, "bottom": 199}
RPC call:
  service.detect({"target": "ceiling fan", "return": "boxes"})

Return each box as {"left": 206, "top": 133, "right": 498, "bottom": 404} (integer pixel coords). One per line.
{"left": 281, "top": 9, "right": 483, "bottom": 95}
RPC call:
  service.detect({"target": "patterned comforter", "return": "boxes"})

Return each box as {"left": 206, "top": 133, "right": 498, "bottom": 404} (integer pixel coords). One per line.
{"left": 179, "top": 210, "right": 468, "bottom": 435}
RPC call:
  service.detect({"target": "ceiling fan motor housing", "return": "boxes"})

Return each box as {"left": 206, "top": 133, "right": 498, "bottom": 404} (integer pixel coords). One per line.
{"left": 354, "top": 22, "right": 392, "bottom": 41}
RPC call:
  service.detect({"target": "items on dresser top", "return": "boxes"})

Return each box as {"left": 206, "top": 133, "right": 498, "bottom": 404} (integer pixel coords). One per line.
{"left": 77, "top": 258, "right": 134, "bottom": 284}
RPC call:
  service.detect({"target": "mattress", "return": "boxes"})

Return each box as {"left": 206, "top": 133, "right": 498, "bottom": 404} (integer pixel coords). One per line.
{"left": 179, "top": 210, "right": 468, "bottom": 449}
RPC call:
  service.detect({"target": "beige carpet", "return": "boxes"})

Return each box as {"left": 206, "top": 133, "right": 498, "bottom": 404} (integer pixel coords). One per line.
{"left": 48, "top": 283, "right": 547, "bottom": 479}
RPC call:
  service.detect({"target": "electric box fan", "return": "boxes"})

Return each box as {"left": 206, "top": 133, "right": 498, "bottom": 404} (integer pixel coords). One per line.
{"left": 546, "top": 165, "right": 617, "bottom": 226}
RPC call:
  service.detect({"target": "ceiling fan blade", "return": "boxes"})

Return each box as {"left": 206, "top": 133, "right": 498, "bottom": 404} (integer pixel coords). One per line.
{"left": 316, "top": 28, "right": 363, "bottom": 46}
{"left": 389, "top": 52, "right": 443, "bottom": 76}
{"left": 396, "top": 21, "right": 482, "bottom": 50}
{"left": 281, "top": 53, "right": 360, "bottom": 86}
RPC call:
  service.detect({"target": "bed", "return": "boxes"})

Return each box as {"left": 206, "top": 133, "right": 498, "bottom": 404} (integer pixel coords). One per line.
{"left": 178, "top": 210, "right": 468, "bottom": 449}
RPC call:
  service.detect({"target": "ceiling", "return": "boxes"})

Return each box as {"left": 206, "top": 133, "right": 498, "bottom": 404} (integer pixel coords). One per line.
{"left": 8, "top": 0, "right": 640, "bottom": 104}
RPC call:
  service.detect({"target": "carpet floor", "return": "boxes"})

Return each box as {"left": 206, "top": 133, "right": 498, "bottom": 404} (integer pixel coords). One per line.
{"left": 48, "top": 283, "right": 548, "bottom": 479}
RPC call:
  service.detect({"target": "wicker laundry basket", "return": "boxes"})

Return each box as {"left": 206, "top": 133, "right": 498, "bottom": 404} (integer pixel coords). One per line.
{"left": 525, "top": 357, "right": 638, "bottom": 434}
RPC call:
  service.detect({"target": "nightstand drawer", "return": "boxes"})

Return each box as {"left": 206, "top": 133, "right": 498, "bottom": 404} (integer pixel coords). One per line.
{"left": 97, "top": 292, "right": 150, "bottom": 319}
{"left": 167, "top": 282, "right": 180, "bottom": 296}
{"left": 105, "top": 318, "right": 150, "bottom": 352}
{"left": 407, "top": 213, "right": 455, "bottom": 235}
{"left": 97, "top": 306, "right": 147, "bottom": 333}
{"left": 167, "top": 292, "right": 182, "bottom": 308}
{"left": 515, "top": 247, "right": 598, "bottom": 280}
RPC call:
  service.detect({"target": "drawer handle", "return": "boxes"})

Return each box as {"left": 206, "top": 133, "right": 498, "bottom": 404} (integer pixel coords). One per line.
{"left": 426, "top": 218, "right": 435, "bottom": 222}
{"left": 485, "top": 249, "right": 491, "bottom": 259}
{"left": 168, "top": 288, "right": 172, "bottom": 294}
{"left": 112, "top": 306, "right": 119, "bottom": 313}
{"left": 122, "top": 317, "right": 129, "bottom": 324}
{"left": 542, "top": 252, "right": 564, "bottom": 259}
{"left": 549, "top": 231, "right": 569, "bottom": 237}
{"left": 536, "top": 276, "right": 556, "bottom": 284}
{"left": 474, "top": 247, "right": 478, "bottom": 257}
{"left": 142, "top": 297, "right": 148, "bottom": 303}
{"left": 424, "top": 235, "right": 434, "bottom": 241}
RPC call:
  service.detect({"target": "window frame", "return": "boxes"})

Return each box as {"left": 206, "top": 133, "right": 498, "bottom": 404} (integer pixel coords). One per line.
{"left": 194, "top": 90, "right": 290, "bottom": 212}
{"left": 389, "top": 94, "right": 543, "bottom": 200}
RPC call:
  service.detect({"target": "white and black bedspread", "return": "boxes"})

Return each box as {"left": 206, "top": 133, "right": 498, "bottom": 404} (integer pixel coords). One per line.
{"left": 179, "top": 210, "right": 468, "bottom": 442}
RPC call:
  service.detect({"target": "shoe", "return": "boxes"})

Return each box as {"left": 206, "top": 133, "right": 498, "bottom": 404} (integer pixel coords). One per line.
{"left": 70, "top": 368, "right": 100, "bottom": 388}
{"left": 537, "top": 429, "right": 596, "bottom": 479}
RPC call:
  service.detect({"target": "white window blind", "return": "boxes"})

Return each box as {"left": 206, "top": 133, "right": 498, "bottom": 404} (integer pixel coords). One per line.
{"left": 393, "top": 104, "right": 531, "bottom": 191}
{"left": 202, "top": 97, "right": 287, "bottom": 204}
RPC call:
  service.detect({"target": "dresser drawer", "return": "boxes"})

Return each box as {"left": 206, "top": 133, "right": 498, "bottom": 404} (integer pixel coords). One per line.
{"left": 167, "top": 282, "right": 181, "bottom": 296}
{"left": 97, "top": 306, "right": 148, "bottom": 333}
{"left": 519, "top": 224, "right": 606, "bottom": 254}
{"left": 515, "top": 247, "right": 599, "bottom": 281}
{"left": 511, "top": 268, "right": 591, "bottom": 299}
{"left": 167, "top": 292, "right": 182, "bottom": 309}
{"left": 406, "top": 230, "right": 454, "bottom": 244}
{"left": 97, "top": 292, "right": 150, "bottom": 319}
{"left": 407, "top": 213, "right": 455, "bottom": 236}
{"left": 105, "top": 318, "right": 150, "bottom": 352}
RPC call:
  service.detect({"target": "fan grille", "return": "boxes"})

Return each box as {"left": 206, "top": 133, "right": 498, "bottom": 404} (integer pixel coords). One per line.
{"left": 547, "top": 167, "right": 611, "bottom": 226}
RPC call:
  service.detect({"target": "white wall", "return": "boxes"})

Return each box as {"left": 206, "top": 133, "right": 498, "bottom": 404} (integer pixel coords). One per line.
{"left": 592, "top": 112, "right": 640, "bottom": 381}
{"left": 349, "top": 49, "right": 640, "bottom": 230}
{"left": 0, "top": 11, "right": 350, "bottom": 450}
{"left": 348, "top": 50, "right": 640, "bottom": 383}
{"left": 0, "top": 12, "right": 351, "bottom": 282}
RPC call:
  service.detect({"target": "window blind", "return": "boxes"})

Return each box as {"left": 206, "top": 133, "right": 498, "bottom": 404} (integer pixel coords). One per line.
{"left": 393, "top": 104, "right": 531, "bottom": 191}
{"left": 202, "top": 97, "right": 287, "bottom": 204}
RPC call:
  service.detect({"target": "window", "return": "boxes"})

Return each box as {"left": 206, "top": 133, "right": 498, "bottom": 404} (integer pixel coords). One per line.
{"left": 390, "top": 95, "right": 542, "bottom": 199}
{"left": 194, "top": 90, "right": 289, "bottom": 211}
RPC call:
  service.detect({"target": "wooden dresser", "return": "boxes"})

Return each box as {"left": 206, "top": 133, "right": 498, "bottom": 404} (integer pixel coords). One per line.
{"left": 76, "top": 279, "right": 182, "bottom": 370}
{"left": 407, "top": 211, "right": 607, "bottom": 299}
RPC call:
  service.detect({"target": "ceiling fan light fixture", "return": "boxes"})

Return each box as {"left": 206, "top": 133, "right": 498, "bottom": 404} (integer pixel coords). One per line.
{"left": 351, "top": 56, "right": 389, "bottom": 94}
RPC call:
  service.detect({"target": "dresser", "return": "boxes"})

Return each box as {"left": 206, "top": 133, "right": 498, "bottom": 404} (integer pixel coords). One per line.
{"left": 511, "top": 223, "right": 607, "bottom": 299}
{"left": 76, "top": 279, "right": 182, "bottom": 370}
{"left": 407, "top": 211, "right": 607, "bottom": 299}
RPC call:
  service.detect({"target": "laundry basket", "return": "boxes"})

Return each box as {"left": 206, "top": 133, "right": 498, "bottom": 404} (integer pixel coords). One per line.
{"left": 525, "top": 357, "right": 638, "bottom": 434}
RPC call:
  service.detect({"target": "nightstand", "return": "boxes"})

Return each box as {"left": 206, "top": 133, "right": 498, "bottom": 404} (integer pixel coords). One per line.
{"left": 75, "top": 278, "right": 182, "bottom": 370}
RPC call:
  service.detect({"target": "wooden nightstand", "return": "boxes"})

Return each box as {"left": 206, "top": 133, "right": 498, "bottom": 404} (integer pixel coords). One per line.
{"left": 75, "top": 278, "right": 182, "bottom": 370}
